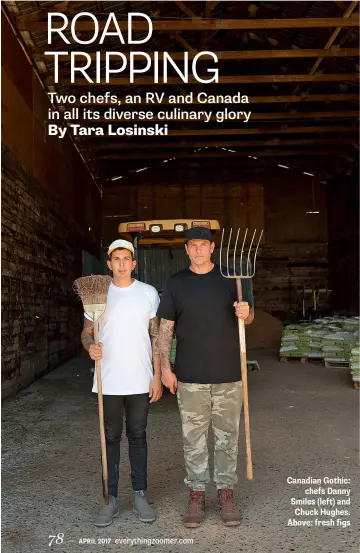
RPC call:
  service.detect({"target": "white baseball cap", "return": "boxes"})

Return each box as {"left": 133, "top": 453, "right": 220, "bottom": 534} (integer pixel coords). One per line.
{"left": 107, "top": 239, "right": 134, "bottom": 256}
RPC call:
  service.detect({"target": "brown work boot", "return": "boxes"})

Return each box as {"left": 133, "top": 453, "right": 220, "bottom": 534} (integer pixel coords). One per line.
{"left": 217, "top": 489, "right": 241, "bottom": 526}
{"left": 183, "top": 490, "right": 205, "bottom": 528}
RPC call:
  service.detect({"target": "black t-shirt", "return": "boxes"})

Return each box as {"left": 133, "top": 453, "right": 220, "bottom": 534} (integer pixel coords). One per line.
{"left": 156, "top": 264, "right": 254, "bottom": 384}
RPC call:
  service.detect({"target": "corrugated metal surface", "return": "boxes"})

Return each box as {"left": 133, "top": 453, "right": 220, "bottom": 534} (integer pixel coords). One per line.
{"left": 137, "top": 248, "right": 188, "bottom": 290}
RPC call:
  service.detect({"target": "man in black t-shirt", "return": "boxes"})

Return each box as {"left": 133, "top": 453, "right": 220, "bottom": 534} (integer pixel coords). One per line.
{"left": 157, "top": 227, "right": 254, "bottom": 528}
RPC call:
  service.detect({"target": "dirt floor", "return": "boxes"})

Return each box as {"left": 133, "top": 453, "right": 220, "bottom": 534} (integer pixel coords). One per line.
{"left": 2, "top": 350, "right": 359, "bottom": 553}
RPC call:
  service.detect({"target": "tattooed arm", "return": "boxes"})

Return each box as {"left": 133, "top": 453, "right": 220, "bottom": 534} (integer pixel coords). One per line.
{"left": 149, "top": 316, "right": 163, "bottom": 402}
{"left": 159, "top": 319, "right": 175, "bottom": 374}
{"left": 149, "top": 316, "right": 161, "bottom": 379}
{"left": 159, "top": 319, "right": 178, "bottom": 394}
{"left": 81, "top": 318, "right": 102, "bottom": 360}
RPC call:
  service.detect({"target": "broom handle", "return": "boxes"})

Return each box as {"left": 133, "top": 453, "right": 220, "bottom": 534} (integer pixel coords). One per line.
{"left": 236, "top": 279, "right": 253, "bottom": 481}
{"left": 94, "top": 321, "right": 109, "bottom": 504}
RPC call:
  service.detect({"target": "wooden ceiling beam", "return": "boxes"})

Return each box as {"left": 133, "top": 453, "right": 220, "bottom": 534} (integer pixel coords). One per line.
{"left": 16, "top": 1, "right": 86, "bottom": 25}
{"left": 205, "top": 1, "right": 221, "bottom": 18}
{"left": 19, "top": 17, "right": 360, "bottom": 32}
{"left": 66, "top": 93, "right": 359, "bottom": 106}
{"left": 48, "top": 73, "right": 359, "bottom": 86}
{"left": 171, "top": 32, "right": 197, "bottom": 53}
{"left": 35, "top": 48, "right": 360, "bottom": 62}
{"left": 286, "top": 2, "right": 359, "bottom": 108}
{"left": 310, "top": 1, "right": 359, "bottom": 76}
{"left": 174, "top": 1, "right": 200, "bottom": 19}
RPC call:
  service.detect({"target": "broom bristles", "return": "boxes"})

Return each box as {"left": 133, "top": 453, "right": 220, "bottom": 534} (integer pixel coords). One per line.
{"left": 74, "top": 275, "right": 112, "bottom": 307}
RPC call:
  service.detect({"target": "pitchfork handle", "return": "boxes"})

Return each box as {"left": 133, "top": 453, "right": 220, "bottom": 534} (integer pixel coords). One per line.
{"left": 236, "top": 279, "right": 253, "bottom": 481}
{"left": 94, "top": 322, "right": 109, "bottom": 504}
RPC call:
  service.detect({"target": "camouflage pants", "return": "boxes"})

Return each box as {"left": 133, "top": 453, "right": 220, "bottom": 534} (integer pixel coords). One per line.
{"left": 177, "top": 381, "right": 243, "bottom": 491}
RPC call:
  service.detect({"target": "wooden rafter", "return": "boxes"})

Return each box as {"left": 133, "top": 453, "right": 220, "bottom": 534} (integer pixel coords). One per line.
{"left": 310, "top": 1, "right": 359, "bottom": 76}
{"left": 287, "top": 2, "right": 359, "bottom": 106}
{"left": 19, "top": 17, "right": 360, "bottom": 32}
{"left": 171, "top": 32, "right": 196, "bottom": 53}
{"left": 9, "top": 1, "right": 358, "bottom": 179}
{"left": 16, "top": 1, "right": 87, "bottom": 25}
{"left": 174, "top": 1, "right": 200, "bottom": 19}
{"left": 205, "top": 1, "right": 221, "bottom": 18}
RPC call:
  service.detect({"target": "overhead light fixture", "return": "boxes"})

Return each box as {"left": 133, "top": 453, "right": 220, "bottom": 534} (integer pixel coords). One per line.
{"left": 303, "top": 172, "right": 314, "bottom": 176}
{"left": 306, "top": 211, "right": 320, "bottom": 214}
{"left": 228, "top": 149, "right": 236, "bottom": 153}
{"left": 136, "top": 167, "right": 148, "bottom": 172}
{"left": 111, "top": 175, "right": 123, "bottom": 181}
{"left": 278, "top": 164, "right": 289, "bottom": 169}
{"left": 163, "top": 160, "right": 169, "bottom": 163}
{"left": 253, "top": 156, "right": 258, "bottom": 159}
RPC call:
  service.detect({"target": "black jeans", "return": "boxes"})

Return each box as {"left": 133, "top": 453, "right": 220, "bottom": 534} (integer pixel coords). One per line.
{"left": 103, "top": 394, "right": 149, "bottom": 498}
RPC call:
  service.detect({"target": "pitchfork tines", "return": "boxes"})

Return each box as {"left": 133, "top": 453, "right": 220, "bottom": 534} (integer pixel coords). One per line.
{"left": 220, "top": 228, "right": 263, "bottom": 279}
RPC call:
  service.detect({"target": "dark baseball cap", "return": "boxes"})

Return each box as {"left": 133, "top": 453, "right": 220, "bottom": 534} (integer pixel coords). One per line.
{"left": 185, "top": 227, "right": 214, "bottom": 242}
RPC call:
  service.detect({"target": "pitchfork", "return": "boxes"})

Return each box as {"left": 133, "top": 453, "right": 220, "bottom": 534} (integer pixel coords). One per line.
{"left": 220, "top": 228, "right": 263, "bottom": 480}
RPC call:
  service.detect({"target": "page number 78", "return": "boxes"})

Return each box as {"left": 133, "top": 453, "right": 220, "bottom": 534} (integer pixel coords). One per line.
{"left": 49, "top": 534, "right": 64, "bottom": 546}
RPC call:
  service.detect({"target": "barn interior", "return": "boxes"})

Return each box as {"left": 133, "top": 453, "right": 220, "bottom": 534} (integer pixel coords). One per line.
{"left": 2, "top": 2, "right": 359, "bottom": 552}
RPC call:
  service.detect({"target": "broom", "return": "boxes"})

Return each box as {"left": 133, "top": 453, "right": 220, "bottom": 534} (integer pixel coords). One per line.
{"left": 74, "top": 275, "right": 112, "bottom": 504}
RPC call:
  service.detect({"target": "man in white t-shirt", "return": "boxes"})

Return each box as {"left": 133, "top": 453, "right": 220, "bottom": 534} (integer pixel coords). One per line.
{"left": 81, "top": 239, "right": 162, "bottom": 527}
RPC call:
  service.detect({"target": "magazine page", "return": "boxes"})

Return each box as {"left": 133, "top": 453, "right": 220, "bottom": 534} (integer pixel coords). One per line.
{"left": 1, "top": 2, "right": 359, "bottom": 553}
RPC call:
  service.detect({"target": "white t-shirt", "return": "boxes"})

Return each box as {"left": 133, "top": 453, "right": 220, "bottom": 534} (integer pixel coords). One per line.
{"left": 85, "top": 280, "right": 160, "bottom": 395}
